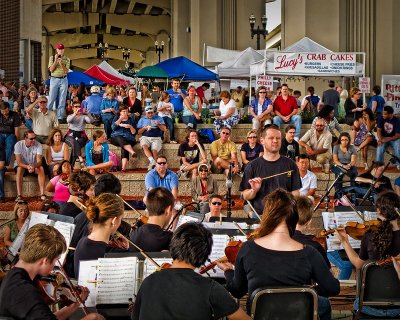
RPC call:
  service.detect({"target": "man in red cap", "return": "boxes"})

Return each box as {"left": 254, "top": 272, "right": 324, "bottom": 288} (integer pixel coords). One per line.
{"left": 48, "top": 43, "right": 70, "bottom": 123}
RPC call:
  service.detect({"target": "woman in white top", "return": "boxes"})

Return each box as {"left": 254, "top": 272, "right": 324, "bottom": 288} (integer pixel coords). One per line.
{"left": 213, "top": 90, "right": 240, "bottom": 134}
{"left": 157, "top": 91, "right": 176, "bottom": 143}
{"left": 182, "top": 85, "right": 203, "bottom": 130}
{"left": 46, "top": 128, "right": 69, "bottom": 177}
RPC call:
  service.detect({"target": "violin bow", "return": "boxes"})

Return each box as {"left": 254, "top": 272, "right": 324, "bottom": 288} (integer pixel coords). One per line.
{"left": 115, "top": 194, "right": 143, "bottom": 217}
{"left": 245, "top": 200, "right": 262, "bottom": 221}
{"left": 260, "top": 170, "right": 293, "bottom": 181}
{"left": 341, "top": 195, "right": 365, "bottom": 222}
{"left": 233, "top": 222, "right": 247, "bottom": 237}
{"left": 395, "top": 207, "right": 400, "bottom": 218}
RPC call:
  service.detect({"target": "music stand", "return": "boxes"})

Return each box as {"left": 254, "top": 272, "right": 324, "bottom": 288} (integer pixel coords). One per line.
{"left": 313, "top": 171, "right": 346, "bottom": 212}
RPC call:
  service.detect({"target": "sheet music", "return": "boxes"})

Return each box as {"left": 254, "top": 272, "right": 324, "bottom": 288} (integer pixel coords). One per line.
{"left": 78, "top": 260, "right": 98, "bottom": 307}
{"left": 199, "top": 234, "right": 230, "bottom": 278}
{"left": 143, "top": 258, "right": 173, "bottom": 279}
{"left": 322, "top": 211, "right": 377, "bottom": 251}
{"left": 96, "top": 257, "right": 139, "bottom": 305}
{"left": 8, "top": 217, "right": 30, "bottom": 256}
{"left": 54, "top": 221, "right": 75, "bottom": 264}
{"left": 29, "top": 212, "right": 48, "bottom": 228}
{"left": 176, "top": 214, "right": 201, "bottom": 228}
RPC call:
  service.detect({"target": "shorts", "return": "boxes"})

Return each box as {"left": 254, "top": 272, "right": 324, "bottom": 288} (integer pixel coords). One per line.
{"left": 139, "top": 136, "right": 162, "bottom": 153}
{"left": 14, "top": 166, "right": 38, "bottom": 177}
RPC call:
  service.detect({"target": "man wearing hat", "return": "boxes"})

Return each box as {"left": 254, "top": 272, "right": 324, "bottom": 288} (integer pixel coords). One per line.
{"left": 137, "top": 106, "right": 166, "bottom": 171}
{"left": 82, "top": 86, "right": 103, "bottom": 126}
{"left": 48, "top": 43, "right": 70, "bottom": 122}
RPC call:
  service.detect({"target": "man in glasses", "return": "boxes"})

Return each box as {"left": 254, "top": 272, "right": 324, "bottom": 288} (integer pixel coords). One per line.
{"left": 204, "top": 195, "right": 226, "bottom": 222}
{"left": 13, "top": 130, "right": 46, "bottom": 201}
{"left": 26, "top": 95, "right": 58, "bottom": 144}
{"left": 210, "top": 127, "right": 240, "bottom": 175}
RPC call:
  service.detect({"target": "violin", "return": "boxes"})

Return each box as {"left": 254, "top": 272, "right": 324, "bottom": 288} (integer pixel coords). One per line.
{"left": 199, "top": 240, "right": 242, "bottom": 274}
{"left": 115, "top": 194, "right": 148, "bottom": 230}
{"left": 376, "top": 256, "right": 400, "bottom": 267}
{"left": 59, "top": 173, "right": 70, "bottom": 186}
{"left": 319, "top": 220, "right": 381, "bottom": 241}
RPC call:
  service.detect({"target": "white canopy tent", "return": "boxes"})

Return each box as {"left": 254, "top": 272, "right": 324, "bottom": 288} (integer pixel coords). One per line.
{"left": 98, "top": 61, "right": 136, "bottom": 84}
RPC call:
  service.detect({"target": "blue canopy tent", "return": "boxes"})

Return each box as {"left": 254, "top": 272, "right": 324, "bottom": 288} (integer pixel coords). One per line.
{"left": 45, "top": 71, "right": 104, "bottom": 86}
{"left": 156, "top": 56, "right": 218, "bottom": 81}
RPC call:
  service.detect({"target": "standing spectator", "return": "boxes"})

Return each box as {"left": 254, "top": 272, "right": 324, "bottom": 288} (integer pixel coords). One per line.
{"left": 123, "top": 87, "right": 142, "bottom": 118}
{"left": 157, "top": 91, "right": 176, "bottom": 144}
{"left": 151, "top": 85, "right": 161, "bottom": 104}
{"left": 137, "top": 106, "right": 166, "bottom": 171}
{"left": 166, "top": 79, "right": 187, "bottom": 118}
{"left": 279, "top": 124, "right": 300, "bottom": 161}
{"left": 14, "top": 130, "right": 46, "bottom": 201}
{"left": 293, "top": 90, "right": 302, "bottom": 108}
{"left": 240, "top": 129, "right": 264, "bottom": 172}
{"left": 65, "top": 102, "right": 93, "bottom": 167}
{"left": 46, "top": 128, "right": 69, "bottom": 177}
{"left": 301, "top": 86, "right": 321, "bottom": 115}
{"left": 45, "top": 160, "right": 72, "bottom": 210}
{"left": 249, "top": 86, "right": 273, "bottom": 130}
{"left": 84, "top": 130, "right": 113, "bottom": 175}
{"left": 344, "top": 87, "right": 366, "bottom": 126}
{"left": 337, "top": 89, "right": 348, "bottom": 121}
{"left": 100, "top": 87, "right": 119, "bottom": 140}
{"left": 312, "top": 104, "right": 343, "bottom": 144}
{"left": 321, "top": 80, "right": 340, "bottom": 117}
{"left": 196, "top": 83, "right": 210, "bottom": 104}
{"left": 82, "top": 86, "right": 103, "bottom": 126}
{"left": 210, "top": 127, "right": 240, "bottom": 175}
{"left": 110, "top": 105, "right": 137, "bottom": 172}
{"left": 140, "top": 83, "right": 151, "bottom": 107}
{"left": 213, "top": 91, "right": 240, "bottom": 134}
{"left": 273, "top": 84, "right": 302, "bottom": 140}
{"left": 177, "top": 130, "right": 207, "bottom": 178}
{"left": 297, "top": 154, "right": 317, "bottom": 202}
{"left": 231, "top": 86, "right": 245, "bottom": 110}
{"left": 182, "top": 85, "right": 202, "bottom": 129}
{"left": 0, "top": 101, "right": 21, "bottom": 169}
{"left": 48, "top": 43, "right": 70, "bottom": 122}
{"left": 368, "top": 85, "right": 385, "bottom": 118}
{"left": 376, "top": 105, "right": 400, "bottom": 167}
{"left": 353, "top": 109, "right": 376, "bottom": 170}
{"left": 22, "top": 87, "right": 38, "bottom": 129}
{"left": 191, "top": 163, "right": 217, "bottom": 215}
{"left": 26, "top": 95, "right": 58, "bottom": 144}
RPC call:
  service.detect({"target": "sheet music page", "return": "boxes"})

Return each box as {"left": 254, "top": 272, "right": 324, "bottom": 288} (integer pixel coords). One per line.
{"left": 54, "top": 221, "right": 75, "bottom": 264}
{"left": 8, "top": 217, "right": 30, "bottom": 256}
{"left": 176, "top": 214, "right": 201, "bottom": 228}
{"left": 143, "top": 258, "right": 173, "bottom": 280}
{"left": 78, "top": 260, "right": 98, "bottom": 307}
{"left": 199, "top": 234, "right": 230, "bottom": 278}
{"left": 96, "top": 257, "right": 138, "bottom": 305}
{"left": 29, "top": 212, "right": 48, "bottom": 228}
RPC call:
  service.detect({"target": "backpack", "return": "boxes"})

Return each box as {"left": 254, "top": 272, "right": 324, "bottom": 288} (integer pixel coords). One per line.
{"left": 197, "top": 128, "right": 215, "bottom": 144}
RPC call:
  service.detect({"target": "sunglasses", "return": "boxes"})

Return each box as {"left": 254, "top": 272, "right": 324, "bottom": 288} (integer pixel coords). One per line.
{"left": 27, "top": 137, "right": 36, "bottom": 140}
{"left": 38, "top": 101, "right": 47, "bottom": 104}
{"left": 199, "top": 169, "right": 208, "bottom": 172}
{"left": 259, "top": 91, "right": 267, "bottom": 94}
{"left": 211, "top": 202, "right": 222, "bottom": 206}
{"left": 248, "top": 136, "right": 257, "bottom": 139}
{"left": 221, "top": 132, "right": 230, "bottom": 135}
{"left": 157, "top": 162, "right": 167, "bottom": 165}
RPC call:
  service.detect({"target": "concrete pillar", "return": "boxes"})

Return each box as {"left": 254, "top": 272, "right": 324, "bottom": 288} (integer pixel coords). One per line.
{"left": 171, "top": 0, "right": 191, "bottom": 58}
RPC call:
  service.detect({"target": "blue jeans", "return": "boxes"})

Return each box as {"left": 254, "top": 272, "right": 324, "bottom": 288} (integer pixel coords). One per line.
{"left": 0, "top": 133, "right": 17, "bottom": 166}
{"left": 354, "top": 298, "right": 400, "bottom": 317}
{"left": 376, "top": 139, "right": 400, "bottom": 165}
{"left": 24, "top": 118, "right": 33, "bottom": 130}
{"left": 0, "top": 168, "right": 4, "bottom": 200}
{"left": 327, "top": 250, "right": 353, "bottom": 280}
{"left": 318, "top": 296, "right": 332, "bottom": 320}
{"left": 101, "top": 116, "right": 114, "bottom": 139}
{"left": 273, "top": 115, "right": 302, "bottom": 139}
{"left": 162, "top": 116, "right": 175, "bottom": 141}
{"left": 182, "top": 115, "right": 201, "bottom": 129}
{"left": 48, "top": 76, "right": 68, "bottom": 120}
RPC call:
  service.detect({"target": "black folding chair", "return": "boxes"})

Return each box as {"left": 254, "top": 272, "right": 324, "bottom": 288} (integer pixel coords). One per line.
{"left": 250, "top": 286, "right": 318, "bottom": 320}
{"left": 353, "top": 261, "right": 400, "bottom": 319}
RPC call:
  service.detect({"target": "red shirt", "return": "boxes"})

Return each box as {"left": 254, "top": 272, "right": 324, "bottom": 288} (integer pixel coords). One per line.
{"left": 196, "top": 86, "right": 205, "bottom": 102}
{"left": 273, "top": 95, "right": 298, "bottom": 116}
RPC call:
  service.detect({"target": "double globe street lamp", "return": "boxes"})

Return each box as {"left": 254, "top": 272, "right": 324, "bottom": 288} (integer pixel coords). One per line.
{"left": 249, "top": 14, "right": 268, "bottom": 50}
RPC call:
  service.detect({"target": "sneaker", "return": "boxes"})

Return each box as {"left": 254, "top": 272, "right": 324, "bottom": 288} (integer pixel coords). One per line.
{"left": 147, "top": 161, "right": 155, "bottom": 171}
{"left": 176, "top": 170, "right": 183, "bottom": 178}
{"left": 169, "top": 140, "right": 177, "bottom": 144}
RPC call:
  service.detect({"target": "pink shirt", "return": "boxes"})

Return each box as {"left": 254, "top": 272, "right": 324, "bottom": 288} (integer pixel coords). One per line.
{"left": 50, "top": 175, "right": 70, "bottom": 202}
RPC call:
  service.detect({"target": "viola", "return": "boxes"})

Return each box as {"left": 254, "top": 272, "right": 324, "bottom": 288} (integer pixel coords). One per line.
{"left": 318, "top": 220, "right": 381, "bottom": 241}
{"left": 115, "top": 194, "right": 148, "bottom": 230}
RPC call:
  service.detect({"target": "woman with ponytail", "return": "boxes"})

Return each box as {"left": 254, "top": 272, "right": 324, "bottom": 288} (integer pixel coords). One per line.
{"left": 74, "top": 193, "right": 130, "bottom": 277}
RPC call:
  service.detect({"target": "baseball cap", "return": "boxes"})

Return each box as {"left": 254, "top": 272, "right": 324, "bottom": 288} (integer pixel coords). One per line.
{"left": 90, "top": 86, "right": 100, "bottom": 93}
{"left": 56, "top": 43, "right": 64, "bottom": 50}
{"left": 145, "top": 106, "right": 154, "bottom": 112}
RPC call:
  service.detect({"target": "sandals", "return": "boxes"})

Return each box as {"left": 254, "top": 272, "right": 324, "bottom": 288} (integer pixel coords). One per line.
{"left": 15, "top": 195, "right": 23, "bottom": 202}
{"left": 40, "top": 194, "right": 47, "bottom": 201}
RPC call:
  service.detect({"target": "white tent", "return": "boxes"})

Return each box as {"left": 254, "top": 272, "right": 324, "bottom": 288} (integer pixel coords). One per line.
{"left": 205, "top": 45, "right": 266, "bottom": 63}
{"left": 98, "top": 61, "right": 135, "bottom": 84}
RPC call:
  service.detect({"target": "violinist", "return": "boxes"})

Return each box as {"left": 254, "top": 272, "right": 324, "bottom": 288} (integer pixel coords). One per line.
{"left": 129, "top": 187, "right": 174, "bottom": 252}
{"left": 336, "top": 191, "right": 400, "bottom": 317}
{"left": 3, "top": 200, "right": 30, "bottom": 247}
{"left": 74, "top": 193, "right": 130, "bottom": 277}
{"left": 45, "top": 160, "right": 72, "bottom": 210}
{"left": 132, "top": 222, "right": 250, "bottom": 320}
{"left": 0, "top": 224, "right": 104, "bottom": 320}
{"left": 217, "top": 189, "right": 339, "bottom": 320}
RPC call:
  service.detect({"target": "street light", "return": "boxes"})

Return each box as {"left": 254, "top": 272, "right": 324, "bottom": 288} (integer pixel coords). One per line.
{"left": 98, "top": 42, "right": 108, "bottom": 60}
{"left": 249, "top": 14, "right": 268, "bottom": 50}
{"left": 122, "top": 48, "right": 131, "bottom": 69}
{"left": 155, "top": 41, "right": 164, "bottom": 63}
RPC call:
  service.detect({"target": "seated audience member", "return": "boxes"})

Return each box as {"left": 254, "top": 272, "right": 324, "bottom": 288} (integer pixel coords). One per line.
{"left": 74, "top": 193, "right": 130, "bottom": 277}
{"left": 123, "top": 86, "right": 142, "bottom": 118}
{"left": 45, "top": 160, "right": 72, "bottom": 210}
{"left": 85, "top": 130, "right": 113, "bottom": 175}
{"left": 299, "top": 118, "right": 332, "bottom": 166}
{"left": 3, "top": 200, "right": 30, "bottom": 247}
{"left": 41, "top": 200, "right": 60, "bottom": 213}
{"left": 312, "top": 104, "right": 343, "bottom": 144}
{"left": 182, "top": 85, "right": 203, "bottom": 129}
{"left": 100, "top": 86, "right": 119, "bottom": 139}
{"left": 210, "top": 127, "right": 240, "bottom": 175}
{"left": 145, "top": 155, "right": 178, "bottom": 201}
{"left": 111, "top": 105, "right": 137, "bottom": 172}
{"left": 65, "top": 101, "right": 93, "bottom": 167}
{"left": 249, "top": 86, "right": 273, "bottom": 130}
{"left": 46, "top": 128, "right": 69, "bottom": 177}
{"left": 59, "top": 170, "right": 96, "bottom": 218}
{"left": 130, "top": 187, "right": 174, "bottom": 252}
{"left": 204, "top": 195, "right": 226, "bottom": 222}
{"left": 191, "top": 164, "right": 217, "bottom": 215}
{"left": 273, "top": 83, "right": 302, "bottom": 140}
{"left": 337, "top": 191, "right": 400, "bottom": 317}
{"left": 279, "top": 124, "right": 300, "bottom": 161}
{"left": 297, "top": 154, "right": 317, "bottom": 202}
{"left": 132, "top": 222, "right": 250, "bottom": 320}
{"left": 14, "top": 130, "right": 46, "bottom": 201}
{"left": 344, "top": 87, "right": 366, "bottom": 127}
{"left": 157, "top": 91, "right": 176, "bottom": 143}
{"left": 217, "top": 189, "right": 339, "bottom": 320}
{"left": 177, "top": 130, "right": 207, "bottom": 178}
{"left": 0, "top": 224, "right": 104, "bottom": 320}
{"left": 213, "top": 91, "right": 240, "bottom": 134}
{"left": 240, "top": 129, "right": 264, "bottom": 172}
{"left": 293, "top": 196, "right": 330, "bottom": 268}
{"left": 352, "top": 109, "right": 376, "bottom": 170}
{"left": 82, "top": 85, "right": 103, "bottom": 126}
{"left": 0, "top": 101, "right": 21, "bottom": 170}
{"left": 137, "top": 106, "right": 166, "bottom": 171}
{"left": 376, "top": 105, "right": 400, "bottom": 168}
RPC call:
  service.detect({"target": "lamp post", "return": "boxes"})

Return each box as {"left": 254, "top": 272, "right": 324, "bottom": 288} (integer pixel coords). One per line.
{"left": 249, "top": 14, "right": 268, "bottom": 50}
{"left": 155, "top": 41, "right": 164, "bottom": 63}
{"left": 122, "top": 48, "right": 131, "bottom": 69}
{"left": 98, "top": 42, "right": 108, "bottom": 61}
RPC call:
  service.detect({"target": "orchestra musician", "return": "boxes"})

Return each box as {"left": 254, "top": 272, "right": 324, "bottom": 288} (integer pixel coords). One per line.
{"left": 132, "top": 222, "right": 250, "bottom": 320}
{"left": 240, "top": 124, "right": 301, "bottom": 215}
{"left": 217, "top": 189, "right": 340, "bottom": 320}
{"left": 74, "top": 193, "right": 130, "bottom": 277}
{"left": 129, "top": 187, "right": 174, "bottom": 252}
{"left": 3, "top": 200, "right": 30, "bottom": 247}
{"left": 0, "top": 224, "right": 104, "bottom": 320}
{"left": 336, "top": 190, "right": 400, "bottom": 317}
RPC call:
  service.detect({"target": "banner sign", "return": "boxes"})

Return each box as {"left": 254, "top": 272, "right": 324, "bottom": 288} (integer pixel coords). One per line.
{"left": 382, "top": 75, "right": 400, "bottom": 115}
{"left": 273, "top": 52, "right": 357, "bottom": 75}
{"left": 255, "top": 75, "right": 273, "bottom": 91}
{"left": 358, "top": 77, "right": 370, "bottom": 94}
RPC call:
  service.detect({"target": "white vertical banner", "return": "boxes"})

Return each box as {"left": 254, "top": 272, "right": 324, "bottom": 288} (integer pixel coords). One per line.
{"left": 358, "top": 77, "right": 370, "bottom": 93}
{"left": 255, "top": 75, "right": 273, "bottom": 91}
